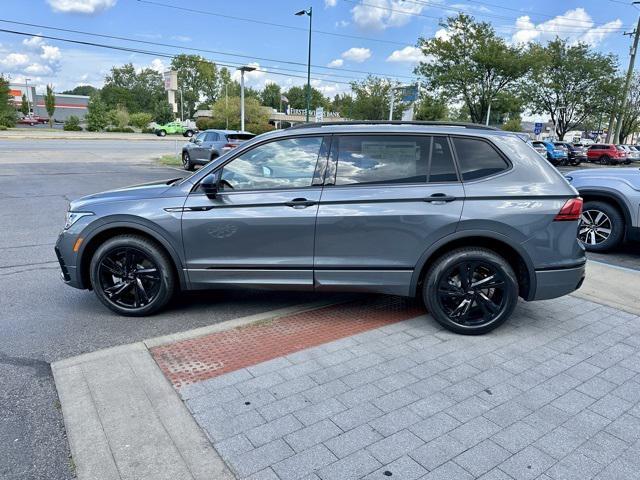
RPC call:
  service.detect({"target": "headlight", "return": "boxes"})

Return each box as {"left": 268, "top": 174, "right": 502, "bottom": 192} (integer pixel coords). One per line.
{"left": 64, "top": 211, "right": 93, "bottom": 230}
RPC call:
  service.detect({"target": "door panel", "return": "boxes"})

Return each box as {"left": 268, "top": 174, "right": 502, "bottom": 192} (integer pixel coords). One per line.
{"left": 314, "top": 135, "right": 464, "bottom": 295}
{"left": 182, "top": 135, "right": 328, "bottom": 289}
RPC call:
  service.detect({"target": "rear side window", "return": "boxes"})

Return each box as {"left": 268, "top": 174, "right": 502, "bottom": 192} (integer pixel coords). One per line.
{"left": 205, "top": 132, "right": 219, "bottom": 142}
{"left": 452, "top": 137, "right": 509, "bottom": 181}
{"left": 429, "top": 137, "right": 457, "bottom": 182}
{"left": 227, "top": 133, "right": 256, "bottom": 141}
{"left": 335, "top": 135, "right": 429, "bottom": 185}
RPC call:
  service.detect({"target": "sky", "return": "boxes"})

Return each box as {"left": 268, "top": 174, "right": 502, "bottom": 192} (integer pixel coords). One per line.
{"left": 0, "top": 0, "right": 636, "bottom": 99}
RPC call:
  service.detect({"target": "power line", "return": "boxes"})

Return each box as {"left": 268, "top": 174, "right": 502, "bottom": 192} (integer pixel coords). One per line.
{"left": 344, "top": 0, "right": 630, "bottom": 32}
{"left": 0, "top": 18, "right": 416, "bottom": 81}
{"left": 135, "top": 0, "right": 414, "bottom": 47}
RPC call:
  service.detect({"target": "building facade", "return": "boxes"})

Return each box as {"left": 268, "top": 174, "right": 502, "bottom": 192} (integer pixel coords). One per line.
{"left": 9, "top": 84, "right": 90, "bottom": 121}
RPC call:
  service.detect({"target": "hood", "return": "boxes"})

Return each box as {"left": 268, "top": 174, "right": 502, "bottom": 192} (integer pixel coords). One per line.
{"left": 70, "top": 178, "right": 182, "bottom": 210}
{"left": 567, "top": 168, "right": 640, "bottom": 190}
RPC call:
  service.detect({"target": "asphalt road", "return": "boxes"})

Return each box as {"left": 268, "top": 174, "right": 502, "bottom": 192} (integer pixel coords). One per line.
{"left": 0, "top": 139, "right": 338, "bottom": 480}
{"left": 0, "top": 139, "right": 637, "bottom": 480}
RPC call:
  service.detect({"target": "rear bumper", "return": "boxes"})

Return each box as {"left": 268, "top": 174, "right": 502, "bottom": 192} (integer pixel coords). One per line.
{"left": 530, "top": 263, "right": 586, "bottom": 301}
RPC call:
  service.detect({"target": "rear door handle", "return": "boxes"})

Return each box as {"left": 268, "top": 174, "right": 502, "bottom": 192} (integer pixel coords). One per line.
{"left": 425, "top": 193, "right": 457, "bottom": 204}
{"left": 285, "top": 198, "right": 316, "bottom": 209}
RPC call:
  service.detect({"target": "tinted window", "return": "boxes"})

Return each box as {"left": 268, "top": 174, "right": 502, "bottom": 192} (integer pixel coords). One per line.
{"left": 452, "top": 137, "right": 509, "bottom": 181}
{"left": 429, "top": 137, "right": 457, "bottom": 182}
{"left": 335, "top": 135, "right": 428, "bottom": 185}
{"left": 205, "top": 132, "right": 219, "bottom": 142}
{"left": 227, "top": 133, "right": 255, "bottom": 141}
{"left": 220, "top": 137, "right": 322, "bottom": 191}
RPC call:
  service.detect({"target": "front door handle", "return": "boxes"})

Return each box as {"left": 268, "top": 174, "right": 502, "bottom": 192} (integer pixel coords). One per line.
{"left": 425, "top": 193, "right": 457, "bottom": 204}
{"left": 285, "top": 198, "right": 316, "bottom": 209}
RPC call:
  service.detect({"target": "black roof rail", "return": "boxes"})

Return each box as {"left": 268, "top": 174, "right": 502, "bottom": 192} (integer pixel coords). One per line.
{"left": 287, "top": 120, "right": 500, "bottom": 131}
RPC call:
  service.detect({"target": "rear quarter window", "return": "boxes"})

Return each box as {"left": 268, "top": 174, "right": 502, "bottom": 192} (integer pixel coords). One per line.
{"left": 452, "top": 137, "right": 510, "bottom": 181}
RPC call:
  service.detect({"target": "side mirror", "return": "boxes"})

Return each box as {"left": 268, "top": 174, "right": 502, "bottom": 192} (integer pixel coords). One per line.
{"left": 200, "top": 172, "right": 220, "bottom": 200}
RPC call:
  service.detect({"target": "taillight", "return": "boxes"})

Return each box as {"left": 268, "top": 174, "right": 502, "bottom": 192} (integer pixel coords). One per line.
{"left": 223, "top": 143, "right": 236, "bottom": 149}
{"left": 554, "top": 197, "right": 583, "bottom": 221}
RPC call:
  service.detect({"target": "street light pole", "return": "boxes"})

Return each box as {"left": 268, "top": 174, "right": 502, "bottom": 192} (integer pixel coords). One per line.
{"left": 295, "top": 7, "right": 312, "bottom": 123}
{"left": 239, "top": 65, "right": 256, "bottom": 131}
{"left": 25, "top": 78, "right": 31, "bottom": 115}
{"left": 613, "top": 12, "right": 640, "bottom": 143}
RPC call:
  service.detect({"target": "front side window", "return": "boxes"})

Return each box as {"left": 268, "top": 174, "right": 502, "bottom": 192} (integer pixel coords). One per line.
{"left": 220, "top": 136, "right": 323, "bottom": 191}
{"left": 194, "top": 132, "right": 206, "bottom": 143}
{"left": 452, "top": 137, "right": 509, "bottom": 181}
{"left": 334, "top": 135, "right": 429, "bottom": 185}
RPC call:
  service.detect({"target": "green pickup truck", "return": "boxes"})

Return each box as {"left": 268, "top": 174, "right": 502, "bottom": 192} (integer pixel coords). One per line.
{"left": 154, "top": 121, "right": 198, "bottom": 137}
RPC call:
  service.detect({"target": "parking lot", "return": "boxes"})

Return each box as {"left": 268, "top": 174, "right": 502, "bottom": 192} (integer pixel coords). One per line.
{"left": 1, "top": 137, "right": 638, "bottom": 480}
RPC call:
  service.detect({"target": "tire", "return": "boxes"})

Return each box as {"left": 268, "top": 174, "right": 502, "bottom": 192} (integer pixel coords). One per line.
{"left": 599, "top": 155, "right": 610, "bottom": 165}
{"left": 422, "top": 247, "right": 519, "bottom": 335}
{"left": 89, "top": 235, "right": 175, "bottom": 316}
{"left": 578, "top": 201, "right": 624, "bottom": 252}
{"left": 157, "top": 129, "right": 167, "bottom": 137}
{"left": 184, "top": 130, "right": 194, "bottom": 137}
{"left": 182, "top": 151, "right": 194, "bottom": 171}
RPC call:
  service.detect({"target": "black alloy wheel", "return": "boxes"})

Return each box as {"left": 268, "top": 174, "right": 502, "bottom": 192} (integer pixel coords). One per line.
{"left": 90, "top": 235, "right": 175, "bottom": 316}
{"left": 423, "top": 248, "right": 518, "bottom": 334}
{"left": 599, "top": 155, "right": 610, "bottom": 165}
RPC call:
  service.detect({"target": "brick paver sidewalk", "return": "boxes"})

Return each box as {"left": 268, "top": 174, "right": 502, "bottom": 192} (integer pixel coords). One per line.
{"left": 152, "top": 296, "right": 640, "bottom": 480}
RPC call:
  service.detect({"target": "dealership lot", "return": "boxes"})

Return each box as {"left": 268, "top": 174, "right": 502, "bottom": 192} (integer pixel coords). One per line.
{"left": 1, "top": 137, "right": 639, "bottom": 480}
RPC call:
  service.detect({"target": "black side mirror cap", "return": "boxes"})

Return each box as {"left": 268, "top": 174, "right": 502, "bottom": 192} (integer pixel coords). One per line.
{"left": 200, "top": 172, "right": 220, "bottom": 199}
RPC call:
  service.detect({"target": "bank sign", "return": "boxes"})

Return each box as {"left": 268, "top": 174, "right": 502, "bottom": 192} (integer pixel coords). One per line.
{"left": 287, "top": 107, "right": 341, "bottom": 118}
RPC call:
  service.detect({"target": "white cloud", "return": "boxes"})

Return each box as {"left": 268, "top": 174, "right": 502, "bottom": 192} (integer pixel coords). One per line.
{"left": 341, "top": 47, "right": 372, "bottom": 63}
{"left": 24, "top": 63, "right": 53, "bottom": 75}
{"left": 325, "top": 0, "right": 337, "bottom": 6}
{"left": 23, "top": 36, "right": 44, "bottom": 49}
{"left": 434, "top": 28, "right": 450, "bottom": 41}
{"left": 0, "top": 52, "right": 29, "bottom": 68}
{"left": 41, "top": 45, "right": 61, "bottom": 62}
{"left": 511, "top": 8, "right": 623, "bottom": 47}
{"left": 351, "top": 0, "right": 424, "bottom": 31}
{"left": 335, "top": 20, "right": 350, "bottom": 28}
{"left": 327, "top": 58, "right": 344, "bottom": 68}
{"left": 170, "top": 35, "right": 191, "bottom": 42}
{"left": 46, "top": 0, "right": 117, "bottom": 14}
{"left": 231, "top": 62, "right": 269, "bottom": 88}
{"left": 149, "top": 58, "right": 166, "bottom": 73}
{"left": 386, "top": 46, "right": 428, "bottom": 63}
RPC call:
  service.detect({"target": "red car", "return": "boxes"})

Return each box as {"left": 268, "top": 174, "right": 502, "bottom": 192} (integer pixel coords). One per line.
{"left": 18, "top": 115, "right": 48, "bottom": 126}
{"left": 586, "top": 144, "right": 630, "bottom": 165}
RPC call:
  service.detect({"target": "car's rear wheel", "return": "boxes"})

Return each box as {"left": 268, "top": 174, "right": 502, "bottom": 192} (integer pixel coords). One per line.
{"left": 182, "top": 151, "right": 194, "bottom": 171}
{"left": 423, "top": 248, "right": 518, "bottom": 335}
{"left": 599, "top": 155, "right": 610, "bottom": 165}
{"left": 90, "top": 235, "right": 175, "bottom": 316}
{"left": 579, "top": 201, "right": 624, "bottom": 252}
{"left": 157, "top": 129, "right": 167, "bottom": 137}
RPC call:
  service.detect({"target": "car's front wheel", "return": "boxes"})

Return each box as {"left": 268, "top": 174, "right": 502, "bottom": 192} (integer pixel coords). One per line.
{"left": 182, "top": 151, "right": 194, "bottom": 171}
{"left": 89, "top": 235, "right": 175, "bottom": 316}
{"left": 423, "top": 248, "right": 518, "bottom": 335}
{"left": 599, "top": 155, "right": 610, "bottom": 165}
{"left": 579, "top": 201, "right": 624, "bottom": 252}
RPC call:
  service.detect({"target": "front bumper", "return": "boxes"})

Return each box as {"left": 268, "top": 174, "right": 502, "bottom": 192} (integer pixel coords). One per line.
{"left": 55, "top": 230, "right": 84, "bottom": 289}
{"left": 531, "top": 263, "right": 586, "bottom": 301}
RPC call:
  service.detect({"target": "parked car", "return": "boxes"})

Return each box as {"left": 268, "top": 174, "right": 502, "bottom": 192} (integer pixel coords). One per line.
{"left": 530, "top": 141, "right": 547, "bottom": 157}
{"left": 566, "top": 168, "right": 640, "bottom": 251}
{"left": 531, "top": 141, "right": 568, "bottom": 166}
{"left": 55, "top": 121, "right": 585, "bottom": 335}
{"left": 553, "top": 141, "right": 585, "bottom": 166}
{"left": 619, "top": 145, "right": 640, "bottom": 162}
{"left": 154, "top": 121, "right": 198, "bottom": 137}
{"left": 586, "top": 144, "right": 630, "bottom": 165}
{"left": 18, "top": 115, "right": 48, "bottom": 126}
{"left": 181, "top": 129, "right": 255, "bottom": 170}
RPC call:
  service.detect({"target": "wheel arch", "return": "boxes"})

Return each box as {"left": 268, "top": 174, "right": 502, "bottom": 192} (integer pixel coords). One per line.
{"left": 77, "top": 222, "right": 186, "bottom": 291}
{"left": 411, "top": 231, "right": 536, "bottom": 301}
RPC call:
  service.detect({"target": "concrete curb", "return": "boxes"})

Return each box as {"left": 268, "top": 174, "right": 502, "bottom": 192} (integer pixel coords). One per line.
{"left": 52, "top": 300, "right": 344, "bottom": 480}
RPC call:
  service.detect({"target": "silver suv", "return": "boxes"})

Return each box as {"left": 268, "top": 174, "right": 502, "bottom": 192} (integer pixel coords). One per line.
{"left": 56, "top": 122, "right": 586, "bottom": 334}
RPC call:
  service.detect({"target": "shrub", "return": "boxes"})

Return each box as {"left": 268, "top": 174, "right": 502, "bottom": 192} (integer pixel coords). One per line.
{"left": 0, "top": 125, "right": 7, "bottom": 130}
{"left": 106, "top": 126, "right": 135, "bottom": 133}
{"left": 141, "top": 127, "right": 155, "bottom": 134}
{"left": 63, "top": 115, "right": 83, "bottom": 131}
{"left": 130, "top": 112, "right": 153, "bottom": 129}
{"left": 86, "top": 94, "right": 108, "bottom": 131}
{"left": 113, "top": 106, "right": 130, "bottom": 129}
{"left": 196, "top": 118, "right": 218, "bottom": 130}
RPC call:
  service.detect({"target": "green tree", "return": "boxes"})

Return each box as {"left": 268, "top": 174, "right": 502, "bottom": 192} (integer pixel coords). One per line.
{"left": 45, "top": 85, "right": 55, "bottom": 127}
{"left": 62, "top": 85, "right": 98, "bottom": 96}
{"left": 523, "top": 39, "right": 618, "bottom": 140}
{"left": 0, "top": 76, "right": 17, "bottom": 127}
{"left": 414, "top": 94, "right": 447, "bottom": 121}
{"left": 618, "top": 73, "right": 640, "bottom": 143}
{"left": 416, "top": 13, "right": 530, "bottom": 124}
{"left": 283, "top": 85, "right": 330, "bottom": 111}
{"left": 210, "top": 95, "right": 271, "bottom": 133}
{"left": 261, "top": 83, "right": 282, "bottom": 110}
{"left": 129, "top": 112, "right": 154, "bottom": 129}
{"left": 101, "top": 63, "right": 164, "bottom": 114}
{"left": 349, "top": 76, "right": 403, "bottom": 120}
{"left": 86, "top": 94, "right": 108, "bottom": 131}
{"left": 501, "top": 117, "right": 522, "bottom": 132}
{"left": 20, "top": 93, "right": 29, "bottom": 116}
{"left": 331, "top": 93, "right": 354, "bottom": 118}
{"left": 171, "top": 54, "right": 225, "bottom": 118}
{"left": 154, "top": 100, "right": 174, "bottom": 124}
{"left": 63, "top": 115, "right": 82, "bottom": 131}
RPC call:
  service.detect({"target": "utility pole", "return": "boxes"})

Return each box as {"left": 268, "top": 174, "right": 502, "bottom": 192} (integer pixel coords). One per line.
{"left": 24, "top": 78, "right": 31, "bottom": 115}
{"left": 485, "top": 101, "right": 492, "bottom": 126}
{"left": 388, "top": 88, "right": 395, "bottom": 121}
{"left": 613, "top": 12, "right": 640, "bottom": 143}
